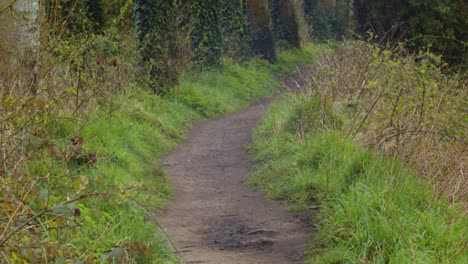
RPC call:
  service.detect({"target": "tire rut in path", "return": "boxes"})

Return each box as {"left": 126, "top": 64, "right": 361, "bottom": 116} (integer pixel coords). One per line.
{"left": 160, "top": 93, "right": 311, "bottom": 264}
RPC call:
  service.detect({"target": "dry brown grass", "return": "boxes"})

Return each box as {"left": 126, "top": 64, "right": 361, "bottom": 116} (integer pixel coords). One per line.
{"left": 303, "top": 41, "right": 467, "bottom": 206}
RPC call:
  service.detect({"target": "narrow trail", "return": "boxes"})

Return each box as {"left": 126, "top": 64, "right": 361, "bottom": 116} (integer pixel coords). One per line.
{"left": 160, "top": 80, "right": 312, "bottom": 264}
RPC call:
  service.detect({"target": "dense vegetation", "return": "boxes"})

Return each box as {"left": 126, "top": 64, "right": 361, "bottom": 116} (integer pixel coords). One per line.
{"left": 1, "top": 0, "right": 466, "bottom": 263}
{"left": 304, "top": 0, "right": 466, "bottom": 66}
{"left": 354, "top": 0, "right": 466, "bottom": 65}
{"left": 250, "top": 41, "right": 466, "bottom": 263}
{"left": 0, "top": 0, "right": 323, "bottom": 259}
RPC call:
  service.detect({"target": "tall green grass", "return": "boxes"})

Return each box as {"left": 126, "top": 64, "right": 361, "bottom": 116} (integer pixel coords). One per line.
{"left": 249, "top": 94, "right": 467, "bottom": 263}
{"left": 47, "top": 45, "right": 325, "bottom": 263}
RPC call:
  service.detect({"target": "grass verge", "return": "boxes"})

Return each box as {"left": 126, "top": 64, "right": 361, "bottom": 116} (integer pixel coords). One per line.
{"left": 249, "top": 80, "right": 466, "bottom": 262}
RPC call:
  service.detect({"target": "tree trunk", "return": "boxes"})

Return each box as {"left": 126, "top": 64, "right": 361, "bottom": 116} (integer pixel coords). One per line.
{"left": 190, "top": 0, "right": 224, "bottom": 67}
{"left": 221, "top": 0, "right": 250, "bottom": 59}
{"left": 0, "top": 0, "right": 40, "bottom": 93}
{"left": 247, "top": 0, "right": 276, "bottom": 62}
{"left": 353, "top": 0, "right": 369, "bottom": 35}
{"left": 277, "top": 0, "right": 300, "bottom": 48}
{"left": 133, "top": 0, "right": 179, "bottom": 93}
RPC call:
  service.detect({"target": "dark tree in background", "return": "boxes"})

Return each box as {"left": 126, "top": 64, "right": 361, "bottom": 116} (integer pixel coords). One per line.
{"left": 221, "top": 0, "right": 251, "bottom": 60}
{"left": 247, "top": 0, "right": 276, "bottom": 62}
{"left": 353, "top": 0, "right": 466, "bottom": 65}
{"left": 134, "top": 0, "right": 179, "bottom": 92}
{"left": 271, "top": 0, "right": 300, "bottom": 48}
{"left": 302, "top": 0, "right": 348, "bottom": 41}
{"left": 302, "top": 0, "right": 331, "bottom": 41}
{"left": 51, "top": 0, "right": 105, "bottom": 33}
{"left": 353, "top": 0, "right": 369, "bottom": 35}
{"left": 83, "top": 0, "right": 104, "bottom": 31}
{"left": 190, "top": 0, "right": 224, "bottom": 67}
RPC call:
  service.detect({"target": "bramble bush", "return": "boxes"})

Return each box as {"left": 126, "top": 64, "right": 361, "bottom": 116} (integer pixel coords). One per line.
{"left": 304, "top": 41, "right": 467, "bottom": 203}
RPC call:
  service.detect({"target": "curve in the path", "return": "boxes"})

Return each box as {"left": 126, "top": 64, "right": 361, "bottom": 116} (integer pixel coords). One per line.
{"left": 160, "top": 94, "right": 311, "bottom": 264}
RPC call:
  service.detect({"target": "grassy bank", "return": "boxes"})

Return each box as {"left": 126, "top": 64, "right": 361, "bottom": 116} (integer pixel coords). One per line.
{"left": 249, "top": 43, "right": 467, "bottom": 263}
{"left": 0, "top": 44, "right": 324, "bottom": 263}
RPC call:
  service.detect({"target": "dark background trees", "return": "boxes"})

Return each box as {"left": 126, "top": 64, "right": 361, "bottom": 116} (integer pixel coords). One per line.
{"left": 190, "top": 0, "right": 224, "bottom": 67}
{"left": 355, "top": 0, "right": 466, "bottom": 65}
{"left": 247, "top": 0, "right": 276, "bottom": 62}
{"left": 134, "top": 0, "right": 179, "bottom": 92}
{"left": 271, "top": 0, "right": 300, "bottom": 48}
{"left": 221, "top": 0, "right": 251, "bottom": 60}
{"left": 4, "top": 0, "right": 465, "bottom": 94}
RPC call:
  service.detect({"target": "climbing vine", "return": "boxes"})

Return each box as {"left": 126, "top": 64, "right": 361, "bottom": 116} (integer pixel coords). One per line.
{"left": 190, "top": 0, "right": 224, "bottom": 67}
{"left": 221, "top": 0, "right": 250, "bottom": 60}
{"left": 134, "top": 0, "right": 179, "bottom": 92}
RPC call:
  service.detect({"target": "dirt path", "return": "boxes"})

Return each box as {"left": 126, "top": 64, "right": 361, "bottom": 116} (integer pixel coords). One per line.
{"left": 160, "top": 84, "right": 311, "bottom": 264}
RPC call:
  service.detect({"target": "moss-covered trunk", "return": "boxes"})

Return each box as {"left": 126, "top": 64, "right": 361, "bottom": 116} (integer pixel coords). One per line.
{"left": 274, "top": 0, "right": 300, "bottom": 48}
{"left": 133, "top": 0, "right": 178, "bottom": 93}
{"left": 247, "top": 0, "right": 276, "bottom": 62}
{"left": 190, "top": 0, "right": 224, "bottom": 67}
{"left": 221, "top": 0, "right": 250, "bottom": 60}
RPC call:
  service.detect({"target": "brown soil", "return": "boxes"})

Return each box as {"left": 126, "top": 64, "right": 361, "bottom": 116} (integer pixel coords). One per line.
{"left": 160, "top": 80, "right": 313, "bottom": 264}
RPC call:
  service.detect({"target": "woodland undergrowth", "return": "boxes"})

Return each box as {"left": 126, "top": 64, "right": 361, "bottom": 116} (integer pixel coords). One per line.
{"left": 307, "top": 41, "right": 467, "bottom": 204}
{"left": 250, "top": 41, "right": 467, "bottom": 263}
{"left": 0, "top": 18, "right": 324, "bottom": 262}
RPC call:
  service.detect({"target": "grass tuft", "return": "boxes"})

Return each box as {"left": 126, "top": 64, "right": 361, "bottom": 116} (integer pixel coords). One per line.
{"left": 250, "top": 92, "right": 466, "bottom": 262}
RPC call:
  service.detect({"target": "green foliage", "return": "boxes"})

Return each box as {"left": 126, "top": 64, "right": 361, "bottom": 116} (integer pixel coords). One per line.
{"left": 249, "top": 41, "right": 467, "bottom": 263}
{"left": 302, "top": 0, "right": 348, "bottom": 41}
{"left": 133, "top": 0, "right": 180, "bottom": 92}
{"left": 221, "top": 0, "right": 251, "bottom": 60}
{"left": 0, "top": 39, "right": 324, "bottom": 262}
{"left": 82, "top": 0, "right": 104, "bottom": 31}
{"left": 311, "top": 41, "right": 467, "bottom": 194}
{"left": 102, "top": 0, "right": 135, "bottom": 30}
{"left": 51, "top": 0, "right": 105, "bottom": 33}
{"left": 250, "top": 94, "right": 467, "bottom": 263}
{"left": 190, "top": 0, "right": 224, "bottom": 67}
{"left": 175, "top": 43, "right": 325, "bottom": 117}
{"left": 354, "top": 0, "right": 467, "bottom": 65}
